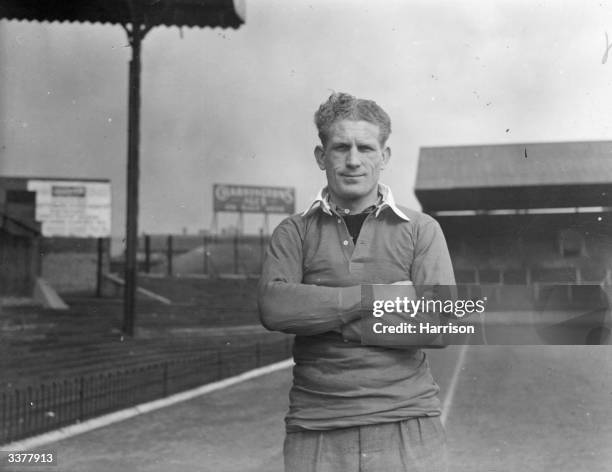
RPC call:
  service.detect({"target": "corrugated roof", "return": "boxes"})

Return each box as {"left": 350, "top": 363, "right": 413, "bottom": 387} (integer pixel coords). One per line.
{"left": 0, "top": 0, "right": 244, "bottom": 29}
{"left": 415, "top": 141, "right": 612, "bottom": 190}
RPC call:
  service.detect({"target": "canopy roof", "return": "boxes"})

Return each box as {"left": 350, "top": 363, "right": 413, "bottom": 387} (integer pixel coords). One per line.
{"left": 415, "top": 141, "right": 612, "bottom": 211}
{"left": 0, "top": 0, "right": 244, "bottom": 28}
{"left": 416, "top": 141, "right": 612, "bottom": 190}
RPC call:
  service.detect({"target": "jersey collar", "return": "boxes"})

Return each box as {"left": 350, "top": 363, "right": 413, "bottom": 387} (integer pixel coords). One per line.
{"left": 301, "top": 183, "right": 410, "bottom": 221}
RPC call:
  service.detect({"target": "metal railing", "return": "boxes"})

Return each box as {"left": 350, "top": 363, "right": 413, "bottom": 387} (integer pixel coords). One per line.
{"left": 123, "top": 233, "right": 271, "bottom": 276}
{"left": 0, "top": 338, "right": 292, "bottom": 445}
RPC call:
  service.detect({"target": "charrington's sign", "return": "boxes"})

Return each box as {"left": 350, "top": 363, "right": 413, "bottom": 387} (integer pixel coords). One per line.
{"left": 213, "top": 184, "right": 295, "bottom": 214}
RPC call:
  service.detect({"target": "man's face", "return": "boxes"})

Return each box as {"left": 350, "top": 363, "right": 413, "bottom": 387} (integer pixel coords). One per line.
{"left": 314, "top": 120, "right": 390, "bottom": 211}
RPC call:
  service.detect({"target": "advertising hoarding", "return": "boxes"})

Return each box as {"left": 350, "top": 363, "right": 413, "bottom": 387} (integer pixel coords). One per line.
{"left": 213, "top": 184, "right": 295, "bottom": 214}
{"left": 27, "top": 179, "right": 111, "bottom": 237}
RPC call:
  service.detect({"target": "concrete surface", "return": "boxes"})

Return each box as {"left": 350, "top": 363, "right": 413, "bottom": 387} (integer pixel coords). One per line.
{"left": 3, "top": 346, "right": 612, "bottom": 472}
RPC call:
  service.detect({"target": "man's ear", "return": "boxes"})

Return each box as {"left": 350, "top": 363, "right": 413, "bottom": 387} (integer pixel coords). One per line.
{"left": 380, "top": 147, "right": 391, "bottom": 170}
{"left": 314, "top": 145, "right": 326, "bottom": 170}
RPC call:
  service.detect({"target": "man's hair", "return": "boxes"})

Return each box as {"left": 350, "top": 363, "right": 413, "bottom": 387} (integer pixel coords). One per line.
{"left": 314, "top": 92, "right": 392, "bottom": 146}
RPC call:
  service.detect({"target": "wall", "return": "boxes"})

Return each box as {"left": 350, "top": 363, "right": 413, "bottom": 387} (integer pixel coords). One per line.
{"left": 40, "top": 237, "right": 110, "bottom": 295}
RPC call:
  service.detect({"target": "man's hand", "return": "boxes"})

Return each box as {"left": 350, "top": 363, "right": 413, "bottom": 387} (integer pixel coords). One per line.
{"left": 391, "top": 280, "right": 413, "bottom": 286}
{"left": 341, "top": 281, "right": 448, "bottom": 348}
{"left": 340, "top": 317, "right": 445, "bottom": 349}
{"left": 341, "top": 319, "right": 361, "bottom": 343}
{"left": 342, "top": 281, "right": 415, "bottom": 343}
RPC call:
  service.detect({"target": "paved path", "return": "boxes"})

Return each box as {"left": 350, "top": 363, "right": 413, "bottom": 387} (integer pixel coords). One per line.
{"left": 440, "top": 346, "right": 612, "bottom": 472}
{"left": 4, "top": 369, "right": 290, "bottom": 472}
{"left": 4, "top": 346, "right": 612, "bottom": 472}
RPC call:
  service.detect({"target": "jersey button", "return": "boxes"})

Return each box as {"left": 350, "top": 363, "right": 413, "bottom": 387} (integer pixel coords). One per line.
{"left": 343, "top": 240, "right": 349, "bottom": 246}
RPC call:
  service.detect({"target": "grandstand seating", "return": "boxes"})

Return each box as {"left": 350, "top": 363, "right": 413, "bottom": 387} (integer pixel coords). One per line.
{"left": 0, "top": 287, "right": 289, "bottom": 444}
{"left": 454, "top": 265, "right": 611, "bottom": 285}
{"left": 0, "top": 277, "right": 281, "bottom": 392}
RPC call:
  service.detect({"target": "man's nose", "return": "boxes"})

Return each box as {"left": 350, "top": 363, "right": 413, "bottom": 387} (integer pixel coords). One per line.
{"left": 345, "top": 147, "right": 361, "bottom": 167}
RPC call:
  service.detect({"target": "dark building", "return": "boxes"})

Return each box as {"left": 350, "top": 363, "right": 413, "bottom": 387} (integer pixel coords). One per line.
{"left": 415, "top": 141, "right": 612, "bottom": 285}
{"left": 0, "top": 178, "right": 41, "bottom": 296}
{"left": 0, "top": 177, "right": 111, "bottom": 297}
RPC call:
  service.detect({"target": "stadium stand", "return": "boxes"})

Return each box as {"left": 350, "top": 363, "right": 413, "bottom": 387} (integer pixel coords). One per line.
{"left": 416, "top": 141, "right": 612, "bottom": 288}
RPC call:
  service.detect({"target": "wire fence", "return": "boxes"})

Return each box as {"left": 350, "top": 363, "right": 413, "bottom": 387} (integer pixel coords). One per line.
{"left": 108, "top": 233, "right": 271, "bottom": 277}
{"left": 0, "top": 337, "right": 292, "bottom": 445}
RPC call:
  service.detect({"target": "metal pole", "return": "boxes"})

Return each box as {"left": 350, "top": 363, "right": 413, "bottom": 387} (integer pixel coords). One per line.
{"left": 233, "top": 232, "right": 239, "bottom": 274}
{"left": 167, "top": 234, "right": 173, "bottom": 277}
{"left": 123, "top": 19, "right": 143, "bottom": 337}
{"left": 203, "top": 234, "right": 208, "bottom": 275}
{"left": 144, "top": 234, "right": 151, "bottom": 274}
{"left": 96, "top": 237, "right": 104, "bottom": 297}
{"left": 264, "top": 212, "right": 269, "bottom": 235}
{"left": 259, "top": 228, "right": 265, "bottom": 274}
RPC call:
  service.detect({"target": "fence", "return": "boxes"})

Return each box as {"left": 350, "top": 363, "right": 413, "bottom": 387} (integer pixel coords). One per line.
{"left": 0, "top": 338, "right": 292, "bottom": 445}
{"left": 111, "top": 232, "right": 272, "bottom": 277}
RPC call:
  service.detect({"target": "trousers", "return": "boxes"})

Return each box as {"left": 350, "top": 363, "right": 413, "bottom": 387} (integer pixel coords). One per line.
{"left": 284, "top": 416, "right": 448, "bottom": 472}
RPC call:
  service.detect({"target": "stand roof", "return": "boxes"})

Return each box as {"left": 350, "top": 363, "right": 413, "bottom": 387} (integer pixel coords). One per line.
{"left": 415, "top": 141, "right": 612, "bottom": 211}
{"left": 0, "top": 0, "right": 244, "bottom": 29}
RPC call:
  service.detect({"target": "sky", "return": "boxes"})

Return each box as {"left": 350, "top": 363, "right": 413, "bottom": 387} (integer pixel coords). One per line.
{"left": 1, "top": 0, "right": 612, "bottom": 237}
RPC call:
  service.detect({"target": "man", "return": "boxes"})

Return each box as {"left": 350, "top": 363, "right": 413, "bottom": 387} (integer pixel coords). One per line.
{"left": 258, "top": 92, "right": 455, "bottom": 471}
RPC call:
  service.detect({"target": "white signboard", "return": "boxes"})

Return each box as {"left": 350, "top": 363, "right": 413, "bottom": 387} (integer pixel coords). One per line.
{"left": 27, "top": 180, "right": 111, "bottom": 237}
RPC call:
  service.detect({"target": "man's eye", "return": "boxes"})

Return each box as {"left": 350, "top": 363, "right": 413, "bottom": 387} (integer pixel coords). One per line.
{"left": 358, "top": 146, "right": 374, "bottom": 152}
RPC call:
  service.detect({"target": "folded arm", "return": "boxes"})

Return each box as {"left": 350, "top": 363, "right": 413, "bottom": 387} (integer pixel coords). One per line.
{"left": 342, "top": 218, "right": 456, "bottom": 348}
{"left": 258, "top": 219, "right": 362, "bottom": 336}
